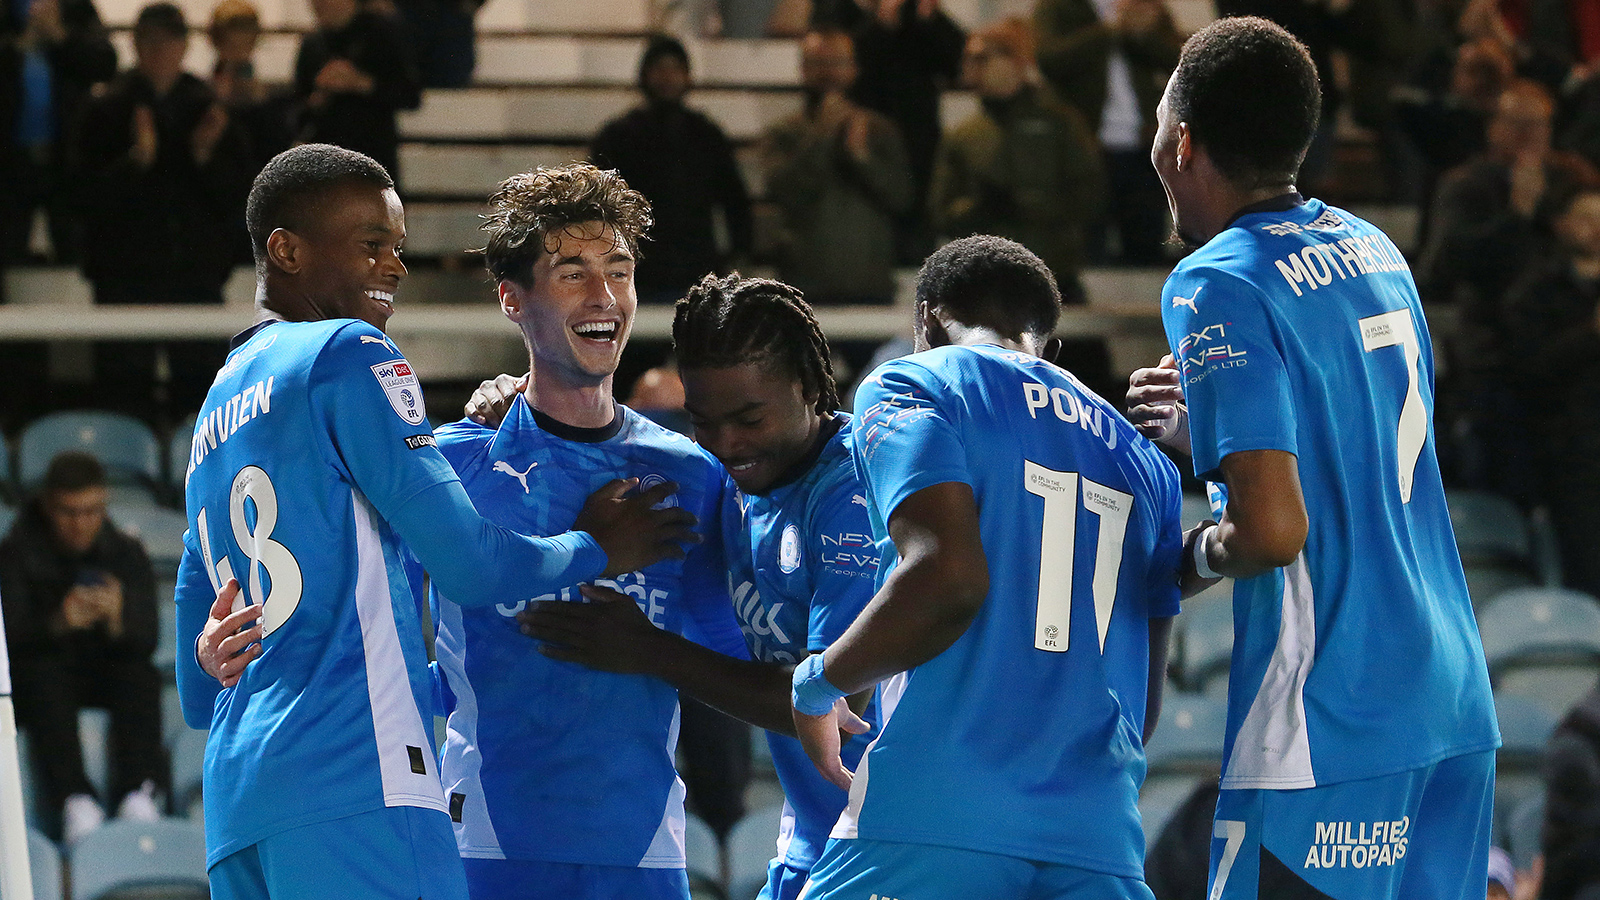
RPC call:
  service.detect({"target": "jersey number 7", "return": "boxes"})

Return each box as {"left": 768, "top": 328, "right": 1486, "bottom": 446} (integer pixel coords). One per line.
{"left": 1024, "top": 460, "right": 1132, "bottom": 654}
{"left": 196, "top": 465, "right": 305, "bottom": 637}
{"left": 1359, "top": 308, "right": 1426, "bottom": 504}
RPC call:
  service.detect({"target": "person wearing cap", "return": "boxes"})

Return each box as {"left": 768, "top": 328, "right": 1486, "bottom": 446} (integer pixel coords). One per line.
{"left": 590, "top": 35, "right": 753, "bottom": 304}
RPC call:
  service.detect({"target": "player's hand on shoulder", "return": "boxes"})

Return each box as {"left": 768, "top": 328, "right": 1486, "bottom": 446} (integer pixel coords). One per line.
{"left": 198, "top": 578, "right": 264, "bottom": 688}
{"left": 518, "top": 583, "right": 661, "bottom": 673}
{"left": 575, "top": 478, "right": 701, "bottom": 577}
{"left": 464, "top": 372, "right": 526, "bottom": 427}
{"left": 1126, "top": 354, "right": 1191, "bottom": 455}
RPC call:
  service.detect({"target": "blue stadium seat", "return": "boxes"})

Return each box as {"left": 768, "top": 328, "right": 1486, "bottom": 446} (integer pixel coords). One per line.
{"left": 1145, "top": 693, "right": 1227, "bottom": 776}
{"left": 1465, "top": 565, "right": 1535, "bottom": 612}
{"left": 29, "top": 827, "right": 63, "bottom": 900}
{"left": 1494, "top": 693, "right": 1559, "bottom": 817}
{"left": 1176, "top": 590, "right": 1233, "bottom": 693}
{"left": 1448, "top": 490, "right": 1532, "bottom": 569}
{"left": 1139, "top": 774, "right": 1204, "bottom": 851}
{"left": 1505, "top": 793, "right": 1544, "bottom": 871}
{"left": 108, "top": 505, "right": 187, "bottom": 576}
{"left": 725, "top": 804, "right": 783, "bottom": 900}
{"left": 685, "top": 812, "right": 723, "bottom": 890}
{"left": 1481, "top": 588, "right": 1600, "bottom": 719}
{"left": 168, "top": 727, "right": 208, "bottom": 819}
{"left": 68, "top": 818, "right": 208, "bottom": 900}
{"left": 17, "top": 412, "right": 162, "bottom": 496}
{"left": 166, "top": 414, "right": 197, "bottom": 494}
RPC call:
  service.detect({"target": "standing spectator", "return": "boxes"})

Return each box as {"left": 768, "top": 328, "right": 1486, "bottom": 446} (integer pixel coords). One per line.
{"left": 0, "top": 452, "right": 166, "bottom": 844}
{"left": 208, "top": 0, "right": 291, "bottom": 267}
{"left": 814, "top": 0, "right": 965, "bottom": 258}
{"left": 760, "top": 27, "right": 912, "bottom": 305}
{"left": 0, "top": 0, "right": 115, "bottom": 265}
{"left": 393, "top": 0, "right": 479, "bottom": 87}
{"left": 930, "top": 17, "right": 1105, "bottom": 303}
{"left": 1503, "top": 182, "right": 1600, "bottom": 596}
{"left": 1034, "top": 0, "right": 1182, "bottom": 264}
{"left": 1545, "top": 676, "right": 1600, "bottom": 900}
{"left": 71, "top": 1, "right": 251, "bottom": 421}
{"left": 591, "top": 35, "right": 753, "bottom": 304}
{"left": 293, "top": 0, "right": 420, "bottom": 181}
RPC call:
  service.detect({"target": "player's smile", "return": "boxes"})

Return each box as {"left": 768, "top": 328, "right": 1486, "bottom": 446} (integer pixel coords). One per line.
{"left": 504, "top": 221, "right": 637, "bottom": 390}
{"left": 365, "top": 288, "right": 396, "bottom": 319}
{"left": 682, "top": 361, "right": 823, "bottom": 496}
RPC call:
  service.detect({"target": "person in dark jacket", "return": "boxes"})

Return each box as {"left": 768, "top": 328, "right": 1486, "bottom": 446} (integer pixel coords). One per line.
{"left": 590, "top": 35, "right": 753, "bottom": 304}
{"left": 70, "top": 1, "right": 250, "bottom": 420}
{"left": 0, "top": 0, "right": 115, "bottom": 265}
{"left": 293, "top": 0, "right": 420, "bottom": 181}
{"left": 0, "top": 452, "right": 166, "bottom": 843}
{"left": 1543, "top": 679, "right": 1600, "bottom": 900}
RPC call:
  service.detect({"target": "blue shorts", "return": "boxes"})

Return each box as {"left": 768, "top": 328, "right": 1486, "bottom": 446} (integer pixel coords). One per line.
{"left": 462, "top": 857, "right": 688, "bottom": 900}
{"left": 210, "top": 805, "right": 467, "bottom": 900}
{"left": 757, "top": 859, "right": 812, "bottom": 900}
{"left": 1208, "top": 750, "right": 1495, "bottom": 900}
{"left": 799, "top": 837, "right": 1155, "bottom": 900}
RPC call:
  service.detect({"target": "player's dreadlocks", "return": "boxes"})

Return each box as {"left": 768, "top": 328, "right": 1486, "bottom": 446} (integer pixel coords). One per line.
{"left": 673, "top": 273, "right": 839, "bottom": 416}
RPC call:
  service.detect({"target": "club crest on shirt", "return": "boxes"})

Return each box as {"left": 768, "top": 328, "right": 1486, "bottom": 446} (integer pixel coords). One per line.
{"left": 638, "top": 473, "right": 680, "bottom": 509}
{"left": 371, "top": 359, "right": 426, "bottom": 426}
{"left": 779, "top": 523, "right": 802, "bottom": 574}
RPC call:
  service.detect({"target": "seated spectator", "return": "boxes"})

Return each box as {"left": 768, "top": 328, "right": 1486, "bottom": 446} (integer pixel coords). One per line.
{"left": 1543, "top": 676, "right": 1600, "bottom": 900}
{"left": 760, "top": 27, "right": 913, "bottom": 305}
{"left": 0, "top": 451, "right": 166, "bottom": 843}
{"left": 0, "top": 0, "right": 116, "bottom": 265}
{"left": 591, "top": 36, "right": 753, "bottom": 303}
{"left": 293, "top": 0, "right": 420, "bottom": 180}
{"left": 1033, "top": 0, "right": 1183, "bottom": 265}
{"left": 1503, "top": 182, "right": 1600, "bottom": 596}
{"left": 929, "top": 18, "right": 1105, "bottom": 303}
{"left": 70, "top": 1, "right": 250, "bottom": 420}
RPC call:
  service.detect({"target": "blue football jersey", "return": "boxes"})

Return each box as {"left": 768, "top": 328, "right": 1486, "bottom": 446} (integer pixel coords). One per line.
{"left": 1161, "top": 197, "right": 1499, "bottom": 790}
{"left": 721, "top": 414, "right": 882, "bottom": 871}
{"left": 175, "top": 319, "right": 605, "bottom": 869}
{"left": 431, "top": 396, "right": 746, "bottom": 869}
{"left": 844, "top": 344, "right": 1184, "bottom": 877}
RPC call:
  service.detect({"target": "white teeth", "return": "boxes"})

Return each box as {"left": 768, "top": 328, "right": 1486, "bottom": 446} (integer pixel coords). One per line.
{"left": 574, "top": 322, "right": 618, "bottom": 337}
{"left": 367, "top": 291, "right": 394, "bottom": 304}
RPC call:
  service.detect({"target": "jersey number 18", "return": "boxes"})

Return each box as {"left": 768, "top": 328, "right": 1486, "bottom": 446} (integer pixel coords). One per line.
{"left": 196, "top": 465, "right": 305, "bottom": 637}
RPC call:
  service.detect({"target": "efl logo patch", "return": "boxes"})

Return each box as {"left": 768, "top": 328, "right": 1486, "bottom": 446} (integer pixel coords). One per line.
{"left": 372, "top": 358, "right": 426, "bottom": 426}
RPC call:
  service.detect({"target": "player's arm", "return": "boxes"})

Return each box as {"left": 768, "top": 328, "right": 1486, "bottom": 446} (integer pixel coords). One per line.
{"left": 1146, "top": 615, "right": 1174, "bottom": 743}
{"left": 1185, "top": 449, "right": 1308, "bottom": 581}
{"left": 174, "top": 540, "right": 261, "bottom": 725}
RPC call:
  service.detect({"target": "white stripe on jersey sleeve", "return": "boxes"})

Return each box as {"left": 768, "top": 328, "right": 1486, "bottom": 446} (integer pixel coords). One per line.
{"left": 352, "top": 493, "right": 451, "bottom": 812}
{"left": 1220, "top": 555, "right": 1317, "bottom": 790}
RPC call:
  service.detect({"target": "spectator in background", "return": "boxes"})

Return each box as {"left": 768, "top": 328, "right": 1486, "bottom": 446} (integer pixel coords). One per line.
{"left": 393, "top": 0, "right": 479, "bottom": 87}
{"left": 760, "top": 27, "right": 912, "bottom": 305}
{"left": 0, "top": 0, "right": 116, "bottom": 265}
{"left": 1503, "top": 182, "right": 1600, "bottom": 596}
{"left": 0, "top": 451, "right": 166, "bottom": 844}
{"left": 930, "top": 17, "right": 1104, "bottom": 304}
{"left": 72, "top": 1, "right": 249, "bottom": 421}
{"left": 208, "top": 0, "right": 291, "bottom": 267}
{"left": 1543, "top": 675, "right": 1600, "bottom": 900}
{"left": 812, "top": 0, "right": 965, "bottom": 259}
{"left": 293, "top": 0, "right": 420, "bottom": 180}
{"left": 1033, "top": 0, "right": 1182, "bottom": 265}
{"left": 592, "top": 36, "right": 753, "bottom": 304}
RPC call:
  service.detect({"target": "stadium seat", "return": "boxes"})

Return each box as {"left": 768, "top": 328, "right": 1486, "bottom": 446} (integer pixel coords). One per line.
{"left": 725, "top": 804, "right": 783, "bottom": 900}
{"left": 166, "top": 414, "right": 197, "bottom": 494}
{"left": 17, "top": 412, "right": 162, "bottom": 496}
{"left": 1481, "top": 588, "right": 1600, "bottom": 719}
{"left": 1176, "top": 589, "right": 1232, "bottom": 693}
{"left": 0, "top": 501, "right": 16, "bottom": 541}
{"left": 29, "top": 827, "right": 63, "bottom": 900}
{"left": 1145, "top": 693, "right": 1227, "bottom": 776}
{"left": 1465, "top": 565, "right": 1535, "bottom": 612}
{"left": 78, "top": 709, "right": 110, "bottom": 802}
{"left": 1139, "top": 774, "right": 1204, "bottom": 851}
{"left": 1494, "top": 693, "right": 1559, "bottom": 816}
{"left": 168, "top": 727, "right": 208, "bottom": 820}
{"left": 154, "top": 577, "right": 177, "bottom": 674}
{"left": 1448, "top": 490, "right": 1533, "bottom": 569}
{"left": 67, "top": 818, "right": 207, "bottom": 900}
{"left": 1505, "top": 793, "right": 1544, "bottom": 871}
{"left": 685, "top": 812, "right": 723, "bottom": 890}
{"left": 1180, "top": 493, "right": 1215, "bottom": 527}
{"left": 108, "top": 505, "right": 188, "bottom": 576}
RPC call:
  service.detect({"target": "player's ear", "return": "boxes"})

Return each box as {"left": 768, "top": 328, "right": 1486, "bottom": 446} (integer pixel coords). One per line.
{"left": 498, "top": 280, "right": 527, "bottom": 322}
{"left": 1174, "top": 121, "right": 1192, "bottom": 171}
{"left": 266, "top": 228, "right": 301, "bottom": 275}
{"left": 918, "top": 301, "right": 951, "bottom": 350}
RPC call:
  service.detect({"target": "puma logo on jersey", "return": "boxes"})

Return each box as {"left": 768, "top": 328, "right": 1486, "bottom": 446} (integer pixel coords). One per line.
{"left": 1172, "top": 286, "right": 1202, "bottom": 313}
{"left": 851, "top": 494, "right": 868, "bottom": 507}
{"left": 360, "top": 335, "right": 396, "bottom": 351}
{"left": 493, "top": 460, "right": 537, "bottom": 493}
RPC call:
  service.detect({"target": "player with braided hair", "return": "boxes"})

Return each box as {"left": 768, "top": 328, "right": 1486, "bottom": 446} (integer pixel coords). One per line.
{"left": 470, "top": 271, "right": 882, "bottom": 900}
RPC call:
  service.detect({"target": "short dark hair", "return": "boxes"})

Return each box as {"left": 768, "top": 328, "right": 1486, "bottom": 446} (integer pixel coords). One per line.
{"left": 638, "top": 34, "right": 690, "bottom": 87}
{"left": 44, "top": 451, "right": 106, "bottom": 494}
{"left": 481, "top": 163, "right": 653, "bottom": 285}
{"left": 673, "top": 273, "right": 839, "bottom": 416}
{"left": 1166, "top": 16, "right": 1321, "bottom": 187}
{"left": 915, "top": 235, "right": 1061, "bottom": 339}
{"left": 245, "top": 144, "right": 394, "bottom": 266}
{"left": 134, "top": 1, "right": 188, "bottom": 40}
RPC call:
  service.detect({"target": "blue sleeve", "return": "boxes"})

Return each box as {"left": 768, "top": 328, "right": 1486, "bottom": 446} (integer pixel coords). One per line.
{"left": 805, "top": 474, "right": 880, "bottom": 652}
{"left": 1146, "top": 457, "right": 1184, "bottom": 619}
{"left": 174, "top": 536, "right": 222, "bottom": 730}
{"left": 676, "top": 467, "right": 749, "bottom": 660}
{"left": 851, "top": 359, "right": 972, "bottom": 525}
{"left": 1163, "top": 268, "right": 1297, "bottom": 482}
{"left": 311, "top": 325, "right": 607, "bottom": 604}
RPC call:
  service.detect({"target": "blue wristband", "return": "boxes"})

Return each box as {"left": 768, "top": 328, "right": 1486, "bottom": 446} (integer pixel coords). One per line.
{"left": 792, "top": 653, "right": 847, "bottom": 717}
